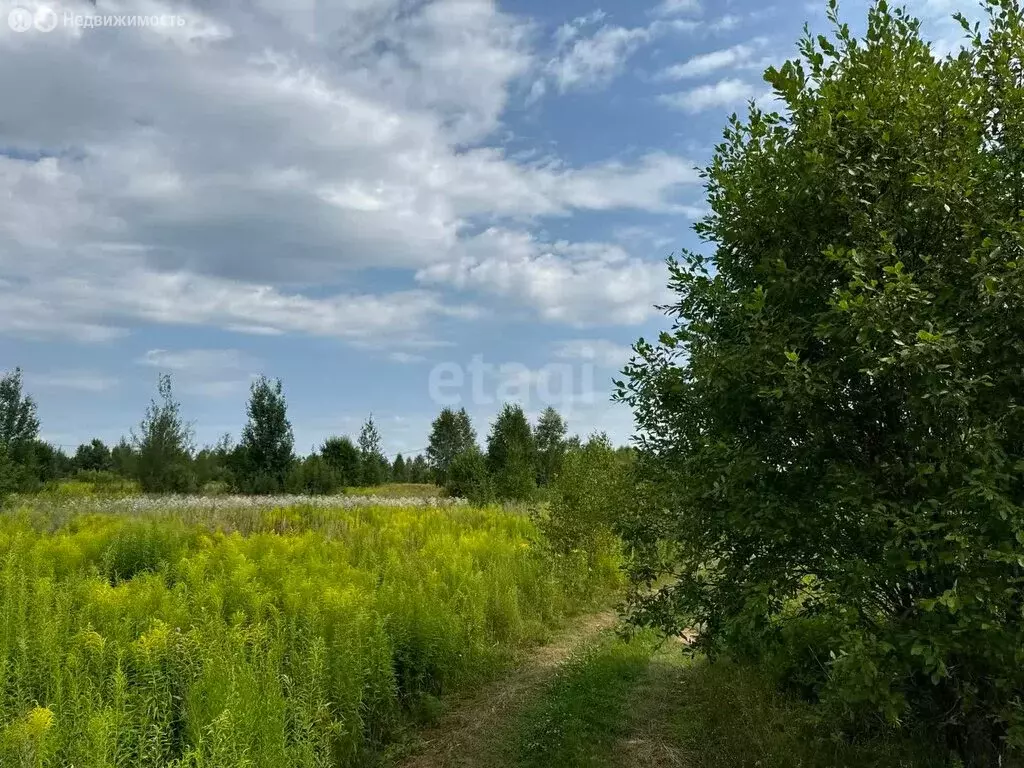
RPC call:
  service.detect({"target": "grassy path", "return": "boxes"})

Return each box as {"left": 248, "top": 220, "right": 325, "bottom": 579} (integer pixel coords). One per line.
{"left": 397, "top": 611, "right": 619, "bottom": 768}
{"left": 397, "top": 619, "right": 950, "bottom": 768}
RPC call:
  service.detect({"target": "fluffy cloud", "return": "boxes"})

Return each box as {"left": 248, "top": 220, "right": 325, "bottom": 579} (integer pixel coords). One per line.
{"left": 417, "top": 228, "right": 673, "bottom": 326}
{"left": 552, "top": 339, "right": 634, "bottom": 369}
{"left": 651, "top": 0, "right": 703, "bottom": 17}
{"left": 659, "top": 39, "right": 769, "bottom": 80}
{"left": 24, "top": 371, "right": 119, "bottom": 393}
{"left": 659, "top": 78, "right": 760, "bottom": 113}
{"left": 0, "top": 0, "right": 697, "bottom": 344}
{"left": 546, "top": 22, "right": 653, "bottom": 92}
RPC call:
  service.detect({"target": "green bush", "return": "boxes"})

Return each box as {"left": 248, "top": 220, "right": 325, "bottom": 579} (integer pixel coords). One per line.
{"left": 617, "top": 0, "right": 1024, "bottom": 760}
{"left": 445, "top": 446, "right": 491, "bottom": 504}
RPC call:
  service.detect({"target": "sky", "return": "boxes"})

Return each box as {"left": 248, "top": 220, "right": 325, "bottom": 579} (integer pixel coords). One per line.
{"left": 0, "top": 0, "right": 977, "bottom": 457}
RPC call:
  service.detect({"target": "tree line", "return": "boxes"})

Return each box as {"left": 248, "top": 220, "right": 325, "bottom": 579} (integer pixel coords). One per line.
{"left": 0, "top": 367, "right": 599, "bottom": 499}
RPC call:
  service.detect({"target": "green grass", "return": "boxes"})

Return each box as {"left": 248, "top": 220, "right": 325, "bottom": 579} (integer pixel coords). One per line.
{"left": 503, "top": 633, "right": 956, "bottom": 768}
{"left": 0, "top": 500, "right": 620, "bottom": 767}
{"left": 506, "top": 630, "right": 658, "bottom": 767}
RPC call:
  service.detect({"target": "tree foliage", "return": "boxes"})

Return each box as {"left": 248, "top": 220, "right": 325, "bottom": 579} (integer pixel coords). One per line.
{"left": 619, "top": 0, "right": 1024, "bottom": 758}
{"left": 0, "top": 368, "right": 39, "bottom": 455}
{"left": 357, "top": 416, "right": 388, "bottom": 487}
{"left": 391, "top": 453, "right": 407, "bottom": 483}
{"left": 446, "top": 446, "right": 491, "bottom": 504}
{"left": 0, "top": 368, "right": 41, "bottom": 496}
{"left": 535, "top": 406, "right": 568, "bottom": 486}
{"left": 238, "top": 376, "right": 295, "bottom": 493}
{"left": 74, "top": 439, "right": 112, "bottom": 473}
{"left": 132, "top": 375, "right": 194, "bottom": 493}
{"left": 426, "top": 408, "right": 476, "bottom": 486}
{"left": 320, "top": 436, "right": 361, "bottom": 487}
{"left": 486, "top": 403, "right": 537, "bottom": 501}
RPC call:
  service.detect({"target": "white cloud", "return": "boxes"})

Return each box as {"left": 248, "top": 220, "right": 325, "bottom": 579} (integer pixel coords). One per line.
{"left": 139, "top": 349, "right": 255, "bottom": 373}
{"left": 546, "top": 23, "right": 653, "bottom": 91}
{"left": 710, "top": 15, "right": 742, "bottom": 33}
{"left": 659, "top": 78, "right": 760, "bottom": 113}
{"left": 553, "top": 339, "right": 634, "bottom": 369}
{"left": 139, "top": 348, "right": 261, "bottom": 399}
{"left": 25, "top": 371, "right": 119, "bottom": 393}
{"left": 417, "top": 228, "right": 672, "bottom": 327}
{"left": 660, "top": 39, "right": 767, "bottom": 80}
{"left": 388, "top": 351, "right": 429, "bottom": 365}
{"left": 0, "top": 0, "right": 702, "bottom": 347}
{"left": 538, "top": 6, "right": 706, "bottom": 96}
{"left": 652, "top": 0, "right": 703, "bottom": 17}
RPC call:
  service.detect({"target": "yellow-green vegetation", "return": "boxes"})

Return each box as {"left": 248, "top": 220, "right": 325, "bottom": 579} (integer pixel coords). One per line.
{"left": 0, "top": 500, "right": 621, "bottom": 767}
{"left": 345, "top": 484, "right": 444, "bottom": 499}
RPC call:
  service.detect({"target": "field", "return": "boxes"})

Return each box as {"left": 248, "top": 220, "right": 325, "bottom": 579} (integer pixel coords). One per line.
{"left": 0, "top": 493, "right": 621, "bottom": 767}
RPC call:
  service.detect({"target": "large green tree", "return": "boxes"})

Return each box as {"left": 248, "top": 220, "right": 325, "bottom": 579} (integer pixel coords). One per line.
{"left": 132, "top": 374, "right": 195, "bottom": 493}
{"left": 425, "top": 407, "right": 476, "bottom": 486}
{"left": 238, "top": 376, "right": 295, "bottom": 493}
{"left": 0, "top": 368, "right": 39, "bottom": 454}
{"left": 0, "top": 368, "right": 40, "bottom": 495}
{"left": 617, "top": 0, "right": 1024, "bottom": 757}
{"left": 486, "top": 403, "right": 536, "bottom": 501}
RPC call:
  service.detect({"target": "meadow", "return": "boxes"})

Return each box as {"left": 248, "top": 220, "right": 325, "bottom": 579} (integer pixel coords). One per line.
{"left": 0, "top": 491, "right": 621, "bottom": 768}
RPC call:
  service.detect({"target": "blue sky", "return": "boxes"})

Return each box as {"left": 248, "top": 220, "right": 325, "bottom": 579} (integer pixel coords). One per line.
{"left": 0, "top": 0, "right": 975, "bottom": 457}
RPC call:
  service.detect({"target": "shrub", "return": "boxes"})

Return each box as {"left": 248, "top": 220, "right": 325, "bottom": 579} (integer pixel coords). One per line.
{"left": 616, "top": 0, "right": 1024, "bottom": 759}
{"left": 445, "top": 446, "right": 491, "bottom": 504}
{"left": 540, "top": 435, "right": 629, "bottom": 595}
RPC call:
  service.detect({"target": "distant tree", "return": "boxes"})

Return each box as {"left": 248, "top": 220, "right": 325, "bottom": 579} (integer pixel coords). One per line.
{"left": 110, "top": 438, "right": 137, "bottom": 478}
{"left": 288, "top": 453, "right": 339, "bottom": 495}
{"left": 193, "top": 433, "right": 235, "bottom": 489}
{"left": 357, "top": 416, "right": 388, "bottom": 486}
{"left": 74, "top": 439, "right": 113, "bottom": 473}
{"left": 446, "top": 445, "right": 490, "bottom": 504}
{"left": 534, "top": 406, "right": 568, "bottom": 486}
{"left": 407, "top": 454, "right": 430, "bottom": 483}
{"left": 426, "top": 407, "right": 476, "bottom": 486}
{"left": 0, "top": 368, "right": 40, "bottom": 456}
{"left": 238, "top": 376, "right": 295, "bottom": 493}
{"left": 320, "top": 436, "right": 361, "bottom": 488}
{"left": 391, "top": 453, "right": 408, "bottom": 483}
{"left": 30, "top": 441, "right": 70, "bottom": 484}
{"left": 486, "top": 403, "right": 536, "bottom": 501}
{"left": 0, "top": 368, "right": 41, "bottom": 496}
{"left": 132, "top": 374, "right": 195, "bottom": 493}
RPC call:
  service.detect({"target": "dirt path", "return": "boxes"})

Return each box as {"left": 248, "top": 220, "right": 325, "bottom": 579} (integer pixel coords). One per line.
{"left": 398, "top": 610, "right": 619, "bottom": 768}
{"left": 609, "top": 652, "right": 690, "bottom": 768}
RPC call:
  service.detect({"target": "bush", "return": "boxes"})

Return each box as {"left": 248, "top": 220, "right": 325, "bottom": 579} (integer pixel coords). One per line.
{"left": 287, "top": 455, "right": 341, "bottom": 495}
{"left": 445, "top": 446, "right": 491, "bottom": 504}
{"left": 617, "top": 1, "right": 1024, "bottom": 759}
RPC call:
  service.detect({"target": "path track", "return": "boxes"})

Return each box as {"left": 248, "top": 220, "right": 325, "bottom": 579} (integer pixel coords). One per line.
{"left": 398, "top": 610, "right": 619, "bottom": 768}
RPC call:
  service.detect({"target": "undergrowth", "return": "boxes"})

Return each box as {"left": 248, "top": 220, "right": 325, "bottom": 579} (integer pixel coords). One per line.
{"left": 0, "top": 500, "right": 621, "bottom": 767}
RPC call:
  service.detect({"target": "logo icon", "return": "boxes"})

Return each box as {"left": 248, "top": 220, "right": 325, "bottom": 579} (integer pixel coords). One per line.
{"left": 7, "top": 6, "right": 33, "bottom": 32}
{"left": 34, "top": 5, "right": 58, "bottom": 32}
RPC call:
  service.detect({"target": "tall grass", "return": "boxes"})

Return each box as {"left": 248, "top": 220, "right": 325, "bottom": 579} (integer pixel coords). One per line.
{"left": 0, "top": 500, "right": 620, "bottom": 767}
